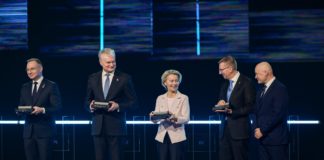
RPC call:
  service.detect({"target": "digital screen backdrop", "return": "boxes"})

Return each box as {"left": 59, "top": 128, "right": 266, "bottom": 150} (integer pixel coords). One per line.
{"left": 0, "top": 0, "right": 27, "bottom": 51}
{"left": 1, "top": 0, "right": 323, "bottom": 61}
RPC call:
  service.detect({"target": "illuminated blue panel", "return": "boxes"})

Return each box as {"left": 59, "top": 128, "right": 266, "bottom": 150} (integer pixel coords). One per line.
{"left": 196, "top": 0, "right": 200, "bottom": 56}
{"left": 250, "top": 9, "right": 324, "bottom": 60}
{"left": 153, "top": 1, "right": 196, "bottom": 59}
{"left": 103, "top": 0, "right": 152, "bottom": 54}
{"left": 0, "top": 0, "right": 28, "bottom": 51}
{"left": 39, "top": 1, "right": 100, "bottom": 56}
{"left": 199, "top": 0, "right": 249, "bottom": 58}
{"left": 0, "top": 120, "right": 320, "bottom": 125}
{"left": 100, "top": 0, "right": 104, "bottom": 49}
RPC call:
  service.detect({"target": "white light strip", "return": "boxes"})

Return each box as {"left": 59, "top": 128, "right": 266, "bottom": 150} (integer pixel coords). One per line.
{"left": 287, "top": 120, "right": 320, "bottom": 124}
{"left": 0, "top": 120, "right": 320, "bottom": 125}
{"left": 188, "top": 120, "right": 221, "bottom": 124}
{"left": 0, "top": 121, "right": 19, "bottom": 124}
{"left": 127, "top": 121, "right": 154, "bottom": 124}
{"left": 55, "top": 120, "right": 91, "bottom": 124}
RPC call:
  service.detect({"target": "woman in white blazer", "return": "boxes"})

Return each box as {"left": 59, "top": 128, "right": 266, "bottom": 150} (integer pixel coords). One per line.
{"left": 150, "top": 69, "right": 190, "bottom": 160}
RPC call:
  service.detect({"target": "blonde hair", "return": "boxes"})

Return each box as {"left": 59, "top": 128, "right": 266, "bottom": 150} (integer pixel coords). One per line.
{"left": 218, "top": 55, "right": 237, "bottom": 70}
{"left": 161, "top": 69, "right": 182, "bottom": 89}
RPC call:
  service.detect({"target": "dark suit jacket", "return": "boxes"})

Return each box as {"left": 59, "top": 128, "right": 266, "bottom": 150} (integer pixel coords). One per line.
{"left": 253, "top": 79, "right": 289, "bottom": 145}
{"left": 19, "top": 79, "right": 62, "bottom": 138}
{"left": 218, "top": 74, "right": 256, "bottom": 139}
{"left": 85, "top": 70, "right": 138, "bottom": 136}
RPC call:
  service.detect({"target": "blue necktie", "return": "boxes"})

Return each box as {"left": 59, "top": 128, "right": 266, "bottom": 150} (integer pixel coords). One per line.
{"left": 103, "top": 74, "right": 110, "bottom": 99}
{"left": 227, "top": 80, "right": 234, "bottom": 102}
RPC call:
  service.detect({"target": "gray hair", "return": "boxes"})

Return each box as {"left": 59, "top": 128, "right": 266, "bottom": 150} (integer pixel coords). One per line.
{"left": 218, "top": 55, "right": 237, "bottom": 70}
{"left": 98, "top": 48, "right": 116, "bottom": 59}
{"left": 161, "top": 69, "right": 182, "bottom": 89}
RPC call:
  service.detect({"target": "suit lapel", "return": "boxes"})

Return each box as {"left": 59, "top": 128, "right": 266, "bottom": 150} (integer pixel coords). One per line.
{"left": 257, "top": 88, "right": 264, "bottom": 109}
{"left": 159, "top": 95, "right": 167, "bottom": 112}
{"left": 259, "top": 79, "right": 276, "bottom": 101}
{"left": 263, "top": 79, "right": 276, "bottom": 98}
{"left": 159, "top": 92, "right": 182, "bottom": 113}
{"left": 257, "top": 80, "right": 277, "bottom": 110}
{"left": 106, "top": 71, "right": 121, "bottom": 100}
{"left": 33, "top": 80, "right": 47, "bottom": 105}
{"left": 229, "top": 75, "right": 242, "bottom": 101}
{"left": 168, "top": 92, "right": 183, "bottom": 114}
{"left": 172, "top": 93, "right": 181, "bottom": 109}
{"left": 96, "top": 72, "right": 105, "bottom": 100}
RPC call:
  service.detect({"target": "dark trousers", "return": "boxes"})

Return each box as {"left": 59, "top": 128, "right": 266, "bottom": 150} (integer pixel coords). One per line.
{"left": 219, "top": 126, "right": 248, "bottom": 160}
{"left": 258, "top": 143, "right": 288, "bottom": 160}
{"left": 157, "top": 133, "right": 185, "bottom": 160}
{"left": 93, "top": 135, "right": 124, "bottom": 160}
{"left": 24, "top": 136, "right": 52, "bottom": 160}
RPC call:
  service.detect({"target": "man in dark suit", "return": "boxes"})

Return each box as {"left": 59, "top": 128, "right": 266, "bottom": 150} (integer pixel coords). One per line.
{"left": 214, "top": 56, "right": 256, "bottom": 160}
{"left": 253, "top": 62, "right": 289, "bottom": 160}
{"left": 19, "top": 58, "right": 62, "bottom": 160}
{"left": 85, "top": 48, "right": 138, "bottom": 160}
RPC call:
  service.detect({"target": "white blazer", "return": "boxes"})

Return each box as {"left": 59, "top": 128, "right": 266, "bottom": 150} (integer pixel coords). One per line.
{"left": 154, "top": 91, "right": 190, "bottom": 144}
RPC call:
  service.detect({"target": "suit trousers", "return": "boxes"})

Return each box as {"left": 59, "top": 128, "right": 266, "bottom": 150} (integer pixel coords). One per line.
{"left": 93, "top": 135, "right": 124, "bottom": 160}
{"left": 156, "top": 133, "right": 186, "bottom": 160}
{"left": 24, "top": 136, "right": 52, "bottom": 160}
{"left": 258, "top": 143, "right": 288, "bottom": 160}
{"left": 219, "top": 124, "right": 248, "bottom": 160}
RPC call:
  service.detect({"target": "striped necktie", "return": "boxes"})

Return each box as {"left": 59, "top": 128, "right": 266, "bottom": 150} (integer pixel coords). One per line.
{"left": 103, "top": 74, "right": 110, "bottom": 98}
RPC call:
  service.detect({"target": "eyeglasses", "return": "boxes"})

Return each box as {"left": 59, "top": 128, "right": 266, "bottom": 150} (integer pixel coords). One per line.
{"left": 219, "top": 66, "right": 230, "bottom": 72}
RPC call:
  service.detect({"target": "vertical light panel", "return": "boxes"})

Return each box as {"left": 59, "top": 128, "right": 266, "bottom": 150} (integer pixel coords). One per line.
{"left": 196, "top": 0, "right": 200, "bottom": 56}
{"left": 150, "top": 1, "right": 154, "bottom": 55}
{"left": 100, "top": 0, "right": 104, "bottom": 49}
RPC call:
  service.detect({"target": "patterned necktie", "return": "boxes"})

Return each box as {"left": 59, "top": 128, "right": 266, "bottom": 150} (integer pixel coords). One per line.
{"left": 227, "top": 80, "right": 234, "bottom": 102}
{"left": 260, "top": 84, "right": 267, "bottom": 97}
{"left": 103, "top": 74, "right": 110, "bottom": 98}
{"left": 32, "top": 82, "right": 38, "bottom": 102}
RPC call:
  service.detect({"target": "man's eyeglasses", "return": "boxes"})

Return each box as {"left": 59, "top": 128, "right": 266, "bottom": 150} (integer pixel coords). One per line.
{"left": 219, "top": 66, "right": 230, "bottom": 72}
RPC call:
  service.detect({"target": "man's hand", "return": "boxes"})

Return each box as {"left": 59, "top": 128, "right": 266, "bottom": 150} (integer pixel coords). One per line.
{"left": 108, "top": 101, "right": 119, "bottom": 112}
{"left": 214, "top": 100, "right": 232, "bottom": 114}
{"left": 89, "top": 100, "right": 95, "bottom": 112}
{"left": 217, "top": 100, "right": 226, "bottom": 106}
{"left": 31, "top": 106, "right": 45, "bottom": 115}
{"left": 225, "top": 108, "right": 232, "bottom": 114}
{"left": 254, "top": 128, "right": 263, "bottom": 139}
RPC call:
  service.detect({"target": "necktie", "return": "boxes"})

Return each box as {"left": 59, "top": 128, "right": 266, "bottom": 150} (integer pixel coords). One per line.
{"left": 260, "top": 84, "right": 267, "bottom": 97}
{"left": 32, "top": 82, "right": 38, "bottom": 102}
{"left": 103, "top": 74, "right": 110, "bottom": 98}
{"left": 226, "top": 80, "right": 234, "bottom": 102}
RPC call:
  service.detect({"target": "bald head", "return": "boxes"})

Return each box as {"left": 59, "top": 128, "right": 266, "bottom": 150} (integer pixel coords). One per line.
{"left": 256, "top": 62, "right": 273, "bottom": 74}
{"left": 255, "top": 61, "right": 274, "bottom": 84}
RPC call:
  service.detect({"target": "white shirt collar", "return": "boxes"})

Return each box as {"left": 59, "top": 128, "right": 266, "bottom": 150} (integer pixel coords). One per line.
{"left": 33, "top": 76, "right": 44, "bottom": 84}
{"left": 230, "top": 71, "right": 240, "bottom": 83}
{"left": 102, "top": 70, "right": 114, "bottom": 77}
{"left": 265, "top": 77, "right": 276, "bottom": 88}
